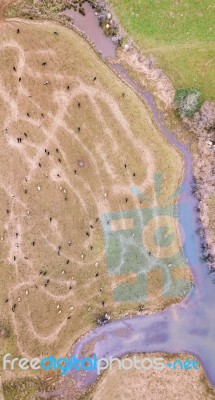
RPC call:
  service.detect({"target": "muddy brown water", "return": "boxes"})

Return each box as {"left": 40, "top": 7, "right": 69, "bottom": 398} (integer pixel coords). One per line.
{"left": 64, "top": 3, "right": 116, "bottom": 58}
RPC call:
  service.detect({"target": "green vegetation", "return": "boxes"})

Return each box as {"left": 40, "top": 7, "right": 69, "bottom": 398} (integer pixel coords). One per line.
{"left": 174, "top": 88, "right": 202, "bottom": 117}
{"left": 110, "top": 0, "right": 215, "bottom": 100}
{"left": 6, "top": 0, "right": 72, "bottom": 19}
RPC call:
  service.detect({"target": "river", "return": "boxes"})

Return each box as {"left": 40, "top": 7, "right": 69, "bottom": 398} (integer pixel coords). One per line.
{"left": 61, "top": 3, "right": 215, "bottom": 392}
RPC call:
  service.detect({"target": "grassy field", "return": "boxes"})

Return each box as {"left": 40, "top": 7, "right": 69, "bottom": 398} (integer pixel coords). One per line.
{"left": 0, "top": 14, "right": 191, "bottom": 398}
{"left": 110, "top": 0, "right": 215, "bottom": 101}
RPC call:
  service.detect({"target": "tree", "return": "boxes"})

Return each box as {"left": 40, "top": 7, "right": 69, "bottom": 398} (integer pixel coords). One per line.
{"left": 174, "top": 88, "right": 202, "bottom": 118}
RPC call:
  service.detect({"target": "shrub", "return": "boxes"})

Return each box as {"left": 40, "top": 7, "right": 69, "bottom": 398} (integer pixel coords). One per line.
{"left": 174, "top": 88, "right": 202, "bottom": 118}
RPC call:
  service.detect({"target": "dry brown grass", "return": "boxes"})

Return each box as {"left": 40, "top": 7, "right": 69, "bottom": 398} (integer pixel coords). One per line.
{"left": 87, "top": 354, "right": 215, "bottom": 400}
{"left": 207, "top": 193, "right": 215, "bottom": 253}
{"left": 0, "top": 0, "right": 17, "bottom": 21}
{"left": 0, "top": 17, "right": 188, "bottom": 398}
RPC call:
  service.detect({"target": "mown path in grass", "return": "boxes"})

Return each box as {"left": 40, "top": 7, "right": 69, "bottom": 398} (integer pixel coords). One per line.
{"left": 1, "top": 3, "right": 214, "bottom": 398}
{"left": 53, "top": 3, "right": 215, "bottom": 395}
{"left": 65, "top": 66, "right": 215, "bottom": 391}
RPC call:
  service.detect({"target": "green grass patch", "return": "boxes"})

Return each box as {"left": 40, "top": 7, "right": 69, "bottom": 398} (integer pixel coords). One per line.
{"left": 110, "top": 0, "right": 215, "bottom": 100}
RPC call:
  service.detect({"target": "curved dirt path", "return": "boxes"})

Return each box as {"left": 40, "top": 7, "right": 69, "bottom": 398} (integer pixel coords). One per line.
{"left": 0, "top": 14, "right": 196, "bottom": 400}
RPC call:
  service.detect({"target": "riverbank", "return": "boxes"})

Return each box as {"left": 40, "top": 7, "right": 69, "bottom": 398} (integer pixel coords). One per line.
{"left": 81, "top": 0, "right": 215, "bottom": 275}
{"left": 100, "top": 0, "right": 215, "bottom": 272}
